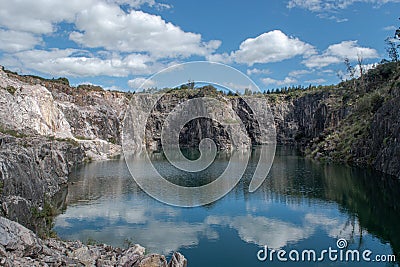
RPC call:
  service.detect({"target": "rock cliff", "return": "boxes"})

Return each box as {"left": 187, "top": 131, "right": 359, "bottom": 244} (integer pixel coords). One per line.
{"left": 0, "top": 67, "right": 128, "bottom": 161}
{"left": 292, "top": 62, "right": 400, "bottom": 179}
{"left": 0, "top": 66, "right": 130, "bottom": 234}
{"left": 0, "top": 133, "right": 84, "bottom": 235}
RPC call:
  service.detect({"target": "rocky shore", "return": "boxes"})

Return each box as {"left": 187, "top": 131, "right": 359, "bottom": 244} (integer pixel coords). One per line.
{"left": 0, "top": 216, "right": 186, "bottom": 267}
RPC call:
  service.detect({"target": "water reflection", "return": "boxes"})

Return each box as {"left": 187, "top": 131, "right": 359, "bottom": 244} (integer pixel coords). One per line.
{"left": 54, "top": 147, "right": 400, "bottom": 266}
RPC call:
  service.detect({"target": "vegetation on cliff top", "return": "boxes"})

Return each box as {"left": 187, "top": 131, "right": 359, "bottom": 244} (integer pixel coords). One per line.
{"left": 305, "top": 61, "right": 400, "bottom": 165}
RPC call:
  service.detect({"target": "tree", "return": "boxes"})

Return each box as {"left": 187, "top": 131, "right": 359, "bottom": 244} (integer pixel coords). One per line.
{"left": 187, "top": 80, "right": 195, "bottom": 89}
{"left": 344, "top": 57, "right": 357, "bottom": 90}
{"left": 385, "top": 18, "right": 400, "bottom": 62}
{"left": 357, "top": 54, "right": 367, "bottom": 91}
{"left": 344, "top": 58, "right": 356, "bottom": 79}
{"left": 385, "top": 37, "right": 399, "bottom": 62}
{"left": 244, "top": 88, "right": 252, "bottom": 95}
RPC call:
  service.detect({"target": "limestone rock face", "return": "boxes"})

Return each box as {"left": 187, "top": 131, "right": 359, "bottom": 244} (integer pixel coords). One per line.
{"left": 268, "top": 92, "right": 347, "bottom": 145}
{"left": 0, "top": 67, "right": 129, "bottom": 160}
{"left": 370, "top": 96, "right": 400, "bottom": 178}
{"left": 124, "top": 93, "right": 279, "bottom": 152}
{"left": 0, "top": 133, "right": 84, "bottom": 232}
{"left": 0, "top": 70, "right": 72, "bottom": 138}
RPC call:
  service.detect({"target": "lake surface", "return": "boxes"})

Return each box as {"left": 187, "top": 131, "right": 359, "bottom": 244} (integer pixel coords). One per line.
{"left": 54, "top": 147, "right": 400, "bottom": 266}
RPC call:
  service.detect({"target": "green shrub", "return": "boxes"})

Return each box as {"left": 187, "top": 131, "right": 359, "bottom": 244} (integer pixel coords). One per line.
{"left": 0, "top": 125, "right": 27, "bottom": 138}
{"left": 74, "top": 135, "right": 92, "bottom": 140}
{"left": 5, "top": 85, "right": 17, "bottom": 95}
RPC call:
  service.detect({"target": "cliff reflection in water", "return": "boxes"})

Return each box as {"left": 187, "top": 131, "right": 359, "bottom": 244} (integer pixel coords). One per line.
{"left": 54, "top": 146, "right": 399, "bottom": 266}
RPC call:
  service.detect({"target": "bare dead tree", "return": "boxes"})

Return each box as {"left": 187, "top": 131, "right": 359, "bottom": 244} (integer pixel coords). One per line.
{"left": 357, "top": 54, "right": 365, "bottom": 92}
{"left": 344, "top": 57, "right": 356, "bottom": 89}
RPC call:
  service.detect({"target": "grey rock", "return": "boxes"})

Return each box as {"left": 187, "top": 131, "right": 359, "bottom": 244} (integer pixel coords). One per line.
{"left": 135, "top": 253, "right": 167, "bottom": 267}
{"left": 0, "top": 216, "right": 43, "bottom": 257}
{"left": 0, "top": 216, "right": 186, "bottom": 267}
{"left": 168, "top": 252, "right": 187, "bottom": 267}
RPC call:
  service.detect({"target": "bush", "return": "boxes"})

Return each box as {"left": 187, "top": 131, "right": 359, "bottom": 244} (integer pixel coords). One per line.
{"left": 5, "top": 85, "right": 17, "bottom": 95}
{"left": 356, "top": 91, "right": 384, "bottom": 114}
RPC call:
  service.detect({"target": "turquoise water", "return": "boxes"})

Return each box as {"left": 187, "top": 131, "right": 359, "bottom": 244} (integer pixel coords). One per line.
{"left": 54, "top": 147, "right": 399, "bottom": 266}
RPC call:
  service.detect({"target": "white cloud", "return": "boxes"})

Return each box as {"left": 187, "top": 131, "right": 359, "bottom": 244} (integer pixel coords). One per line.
{"left": 305, "top": 78, "right": 327, "bottom": 84}
{"left": 303, "top": 40, "right": 378, "bottom": 68}
{"left": 246, "top": 68, "right": 271, "bottom": 76}
{"left": 339, "top": 63, "right": 378, "bottom": 80}
{"left": 288, "top": 69, "right": 312, "bottom": 77}
{"left": 383, "top": 25, "right": 397, "bottom": 31}
{"left": 206, "top": 53, "right": 233, "bottom": 64}
{"left": 4, "top": 49, "right": 159, "bottom": 77}
{"left": 304, "top": 55, "right": 342, "bottom": 68}
{"left": 0, "top": 0, "right": 170, "bottom": 35}
{"left": 261, "top": 77, "right": 298, "bottom": 86}
{"left": 232, "top": 30, "right": 316, "bottom": 66}
{"left": 0, "top": 0, "right": 216, "bottom": 61}
{"left": 128, "top": 77, "right": 156, "bottom": 89}
{"left": 221, "top": 82, "right": 257, "bottom": 93}
{"left": 288, "top": 0, "right": 400, "bottom": 12}
{"left": 109, "top": 0, "right": 172, "bottom": 9}
{"left": 0, "top": 0, "right": 96, "bottom": 34}
{"left": 0, "top": 29, "right": 41, "bottom": 52}
{"left": 70, "top": 3, "right": 220, "bottom": 58}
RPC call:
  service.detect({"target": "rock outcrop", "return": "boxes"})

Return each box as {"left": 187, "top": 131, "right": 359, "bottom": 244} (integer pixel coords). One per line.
{"left": 0, "top": 133, "right": 84, "bottom": 235}
{"left": 0, "top": 216, "right": 187, "bottom": 267}
{"left": 124, "top": 92, "right": 276, "bottom": 152}
{"left": 0, "top": 67, "right": 129, "bottom": 161}
{"left": 293, "top": 62, "right": 400, "bottom": 178}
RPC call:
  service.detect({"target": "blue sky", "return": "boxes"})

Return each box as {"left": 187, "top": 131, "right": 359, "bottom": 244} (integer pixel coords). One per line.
{"left": 0, "top": 0, "right": 399, "bottom": 92}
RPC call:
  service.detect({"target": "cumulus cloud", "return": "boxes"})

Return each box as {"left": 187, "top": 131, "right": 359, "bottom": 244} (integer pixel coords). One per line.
{"left": 261, "top": 77, "right": 298, "bottom": 86}
{"left": 0, "top": 0, "right": 96, "bottom": 34}
{"left": 233, "top": 30, "right": 316, "bottom": 66}
{"left": 0, "top": 29, "right": 42, "bottom": 52}
{"left": 128, "top": 77, "right": 157, "bottom": 89}
{"left": 4, "top": 49, "right": 158, "bottom": 77}
{"left": 0, "top": 0, "right": 219, "bottom": 74}
{"left": 246, "top": 68, "right": 271, "bottom": 76}
{"left": 303, "top": 40, "right": 378, "bottom": 68}
{"left": 338, "top": 63, "right": 378, "bottom": 80}
{"left": 0, "top": 0, "right": 169, "bottom": 35}
{"left": 70, "top": 3, "right": 220, "bottom": 58}
{"left": 208, "top": 30, "right": 315, "bottom": 66}
{"left": 109, "top": 0, "right": 172, "bottom": 9}
{"left": 287, "top": 0, "right": 400, "bottom": 12}
{"left": 288, "top": 69, "right": 312, "bottom": 77}
{"left": 305, "top": 78, "right": 327, "bottom": 84}
{"left": 206, "top": 53, "right": 233, "bottom": 64}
